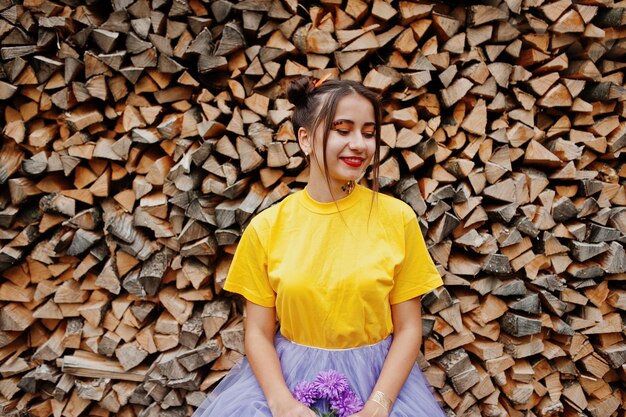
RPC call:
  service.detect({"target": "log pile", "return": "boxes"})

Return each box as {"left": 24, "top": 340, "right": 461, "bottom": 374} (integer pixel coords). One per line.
{"left": 0, "top": 0, "right": 625, "bottom": 416}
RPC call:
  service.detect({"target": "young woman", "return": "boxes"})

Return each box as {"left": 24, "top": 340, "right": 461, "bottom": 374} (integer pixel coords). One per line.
{"left": 192, "top": 77, "right": 446, "bottom": 417}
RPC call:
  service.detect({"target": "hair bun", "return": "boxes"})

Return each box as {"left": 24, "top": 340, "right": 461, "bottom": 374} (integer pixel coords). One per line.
{"left": 286, "top": 76, "right": 315, "bottom": 106}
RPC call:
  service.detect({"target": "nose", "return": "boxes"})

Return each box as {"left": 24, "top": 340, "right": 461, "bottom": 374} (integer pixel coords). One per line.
{"left": 348, "top": 131, "right": 367, "bottom": 152}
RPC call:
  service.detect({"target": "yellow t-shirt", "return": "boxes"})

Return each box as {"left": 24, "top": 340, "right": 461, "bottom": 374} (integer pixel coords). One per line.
{"left": 223, "top": 184, "right": 443, "bottom": 348}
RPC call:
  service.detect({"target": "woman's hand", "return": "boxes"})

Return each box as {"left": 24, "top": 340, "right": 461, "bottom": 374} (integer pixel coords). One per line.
{"left": 270, "top": 396, "right": 318, "bottom": 417}
{"left": 349, "top": 400, "right": 390, "bottom": 417}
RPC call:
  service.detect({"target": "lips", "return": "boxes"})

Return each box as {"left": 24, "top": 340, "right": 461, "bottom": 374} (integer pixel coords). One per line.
{"left": 340, "top": 157, "right": 364, "bottom": 167}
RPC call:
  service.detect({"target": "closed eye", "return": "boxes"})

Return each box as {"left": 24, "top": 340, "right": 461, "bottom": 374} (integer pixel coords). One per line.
{"left": 332, "top": 120, "right": 376, "bottom": 138}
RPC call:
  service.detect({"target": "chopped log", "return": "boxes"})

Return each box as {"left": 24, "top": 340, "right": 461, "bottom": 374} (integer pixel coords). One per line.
{"left": 0, "top": 1, "right": 624, "bottom": 416}
{"left": 115, "top": 342, "right": 148, "bottom": 371}
{"left": 501, "top": 312, "right": 542, "bottom": 337}
{"left": 437, "top": 348, "right": 480, "bottom": 394}
{"left": 441, "top": 78, "right": 473, "bottom": 108}
{"left": 62, "top": 351, "right": 147, "bottom": 382}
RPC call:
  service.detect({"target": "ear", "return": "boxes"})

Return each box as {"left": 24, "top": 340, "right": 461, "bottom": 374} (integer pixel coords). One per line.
{"left": 297, "top": 127, "right": 311, "bottom": 156}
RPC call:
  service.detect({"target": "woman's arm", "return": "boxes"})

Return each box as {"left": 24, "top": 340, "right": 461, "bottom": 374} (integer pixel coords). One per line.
{"left": 352, "top": 297, "right": 423, "bottom": 417}
{"left": 244, "top": 300, "right": 316, "bottom": 417}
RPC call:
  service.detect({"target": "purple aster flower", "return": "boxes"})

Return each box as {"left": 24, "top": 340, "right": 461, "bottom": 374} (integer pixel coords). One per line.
{"left": 313, "top": 370, "right": 350, "bottom": 400}
{"left": 330, "top": 389, "right": 364, "bottom": 417}
{"left": 292, "top": 381, "right": 318, "bottom": 407}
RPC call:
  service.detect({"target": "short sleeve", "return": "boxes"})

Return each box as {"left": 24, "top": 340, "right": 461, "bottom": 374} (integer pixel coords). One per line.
{"left": 389, "top": 211, "right": 443, "bottom": 305}
{"left": 223, "top": 223, "right": 275, "bottom": 307}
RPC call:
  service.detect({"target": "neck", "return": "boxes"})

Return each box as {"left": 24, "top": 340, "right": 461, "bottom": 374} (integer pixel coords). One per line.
{"left": 305, "top": 180, "right": 354, "bottom": 203}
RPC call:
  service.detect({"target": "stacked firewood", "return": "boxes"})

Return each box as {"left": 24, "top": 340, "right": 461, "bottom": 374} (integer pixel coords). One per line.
{"left": 0, "top": 0, "right": 625, "bottom": 416}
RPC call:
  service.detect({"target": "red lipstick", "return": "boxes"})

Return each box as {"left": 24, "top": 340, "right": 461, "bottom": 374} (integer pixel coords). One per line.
{"left": 340, "top": 157, "right": 363, "bottom": 167}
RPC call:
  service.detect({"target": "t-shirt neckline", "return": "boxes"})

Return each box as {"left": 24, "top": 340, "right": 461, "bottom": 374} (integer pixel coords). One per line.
{"left": 298, "top": 184, "right": 364, "bottom": 214}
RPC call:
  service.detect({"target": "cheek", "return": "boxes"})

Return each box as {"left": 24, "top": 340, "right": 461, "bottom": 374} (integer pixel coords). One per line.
{"left": 324, "top": 136, "right": 343, "bottom": 153}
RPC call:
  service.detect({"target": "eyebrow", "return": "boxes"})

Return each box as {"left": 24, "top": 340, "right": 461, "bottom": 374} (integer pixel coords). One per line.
{"left": 333, "top": 119, "right": 376, "bottom": 127}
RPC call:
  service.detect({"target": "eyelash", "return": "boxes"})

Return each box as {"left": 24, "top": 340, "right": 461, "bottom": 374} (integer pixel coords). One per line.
{"left": 332, "top": 128, "right": 375, "bottom": 138}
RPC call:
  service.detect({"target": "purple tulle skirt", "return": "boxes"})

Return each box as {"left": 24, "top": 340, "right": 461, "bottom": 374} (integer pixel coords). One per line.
{"left": 192, "top": 333, "right": 446, "bottom": 417}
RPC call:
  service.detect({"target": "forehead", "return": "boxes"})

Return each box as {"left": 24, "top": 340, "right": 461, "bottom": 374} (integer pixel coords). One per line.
{"left": 333, "top": 94, "right": 375, "bottom": 121}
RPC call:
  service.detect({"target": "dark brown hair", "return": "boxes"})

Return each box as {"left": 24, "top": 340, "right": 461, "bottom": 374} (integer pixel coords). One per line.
{"left": 286, "top": 76, "right": 382, "bottom": 195}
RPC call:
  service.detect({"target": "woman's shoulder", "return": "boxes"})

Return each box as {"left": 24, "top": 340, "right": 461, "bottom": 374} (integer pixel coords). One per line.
{"left": 247, "top": 189, "right": 302, "bottom": 229}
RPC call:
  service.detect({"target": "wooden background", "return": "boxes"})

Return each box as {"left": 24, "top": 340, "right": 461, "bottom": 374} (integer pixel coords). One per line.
{"left": 0, "top": 0, "right": 625, "bottom": 416}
